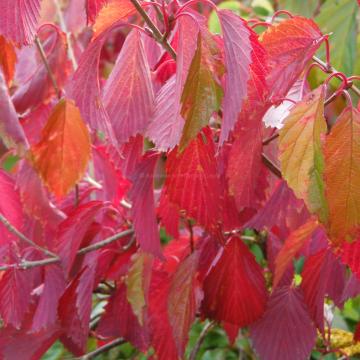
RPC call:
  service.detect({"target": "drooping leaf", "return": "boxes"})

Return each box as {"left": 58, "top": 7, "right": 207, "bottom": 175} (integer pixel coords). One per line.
{"left": 103, "top": 30, "right": 154, "bottom": 144}
{"left": 126, "top": 251, "right": 153, "bottom": 327}
{"left": 58, "top": 265, "right": 96, "bottom": 356}
{"left": 324, "top": 106, "right": 360, "bottom": 243}
{"left": 0, "top": 35, "right": 16, "bottom": 85}
{"left": 93, "top": 0, "right": 135, "bottom": 38}
{"left": 97, "top": 281, "right": 149, "bottom": 351}
{"left": 316, "top": 0, "right": 358, "bottom": 75}
{"left": 279, "top": 85, "right": 328, "bottom": 222}
{"left": 179, "top": 33, "right": 223, "bottom": 151}
{"left": 250, "top": 286, "right": 317, "bottom": 360}
{"left": 129, "top": 151, "right": 162, "bottom": 257}
{"left": 273, "top": 219, "right": 319, "bottom": 288}
{"left": 0, "top": 0, "right": 41, "bottom": 45}
{"left": 146, "top": 16, "right": 199, "bottom": 151}
{"left": 260, "top": 16, "right": 324, "bottom": 101}
{"left": 217, "top": 10, "right": 253, "bottom": 144}
{"left": 202, "top": 237, "right": 267, "bottom": 326}
{"left": 165, "top": 127, "right": 221, "bottom": 230}
{"left": 301, "top": 248, "right": 346, "bottom": 332}
{"left": 31, "top": 99, "right": 91, "bottom": 198}
{"left": 0, "top": 69, "right": 28, "bottom": 153}
{"left": 168, "top": 251, "right": 200, "bottom": 357}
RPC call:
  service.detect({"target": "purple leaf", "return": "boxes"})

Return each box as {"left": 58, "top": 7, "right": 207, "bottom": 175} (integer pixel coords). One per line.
{"left": 250, "top": 286, "right": 316, "bottom": 360}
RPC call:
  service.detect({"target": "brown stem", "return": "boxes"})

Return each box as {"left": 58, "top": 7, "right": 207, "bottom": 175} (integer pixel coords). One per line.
{"left": 262, "top": 132, "right": 279, "bottom": 146}
{"left": 0, "top": 213, "right": 57, "bottom": 258}
{"left": 261, "top": 153, "right": 282, "bottom": 178}
{"left": 189, "top": 321, "right": 215, "bottom": 360}
{"left": 0, "top": 228, "right": 134, "bottom": 271}
{"left": 130, "top": 0, "right": 177, "bottom": 60}
{"left": 79, "top": 338, "right": 125, "bottom": 360}
{"left": 34, "top": 36, "right": 62, "bottom": 99}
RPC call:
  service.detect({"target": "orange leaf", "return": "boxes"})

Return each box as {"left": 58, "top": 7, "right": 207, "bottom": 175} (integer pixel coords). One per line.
{"left": 31, "top": 99, "right": 91, "bottom": 198}
{"left": 0, "top": 35, "right": 16, "bottom": 86}
{"left": 273, "top": 219, "right": 319, "bottom": 288}
{"left": 324, "top": 106, "right": 360, "bottom": 243}
{"left": 93, "top": 0, "right": 136, "bottom": 38}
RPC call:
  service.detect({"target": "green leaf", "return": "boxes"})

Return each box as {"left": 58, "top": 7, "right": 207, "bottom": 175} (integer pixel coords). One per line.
{"left": 278, "top": 0, "right": 318, "bottom": 17}
{"left": 316, "top": 0, "right": 358, "bottom": 75}
{"left": 179, "top": 35, "right": 223, "bottom": 152}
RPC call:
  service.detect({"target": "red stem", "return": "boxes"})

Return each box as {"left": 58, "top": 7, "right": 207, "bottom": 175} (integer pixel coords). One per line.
{"left": 271, "top": 9, "right": 293, "bottom": 23}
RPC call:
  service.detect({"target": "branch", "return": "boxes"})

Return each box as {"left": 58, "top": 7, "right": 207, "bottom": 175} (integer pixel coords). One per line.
{"left": 0, "top": 228, "right": 134, "bottom": 271}
{"left": 79, "top": 338, "right": 126, "bottom": 360}
{"left": 313, "top": 55, "right": 360, "bottom": 97}
{"left": 0, "top": 213, "right": 57, "bottom": 258}
{"left": 189, "top": 321, "right": 215, "bottom": 360}
{"left": 261, "top": 153, "right": 282, "bottom": 178}
{"left": 130, "top": 0, "right": 177, "bottom": 60}
{"left": 34, "top": 36, "right": 62, "bottom": 99}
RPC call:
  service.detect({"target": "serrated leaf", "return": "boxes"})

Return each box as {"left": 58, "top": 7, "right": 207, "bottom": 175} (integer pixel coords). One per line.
{"left": 86, "top": 0, "right": 108, "bottom": 24}
{"left": 250, "top": 286, "right": 317, "bottom": 360}
{"left": 31, "top": 99, "right": 91, "bottom": 198}
{"left": 279, "top": 85, "right": 328, "bottom": 222}
{"left": 202, "top": 237, "right": 267, "bottom": 326}
{"left": 324, "top": 106, "right": 360, "bottom": 243}
{"left": 316, "top": 0, "right": 358, "bottom": 75}
{"left": 103, "top": 30, "right": 154, "bottom": 144}
{"left": 165, "top": 127, "right": 221, "bottom": 230}
{"left": 179, "top": 34, "right": 223, "bottom": 151}
{"left": 260, "top": 16, "right": 324, "bottom": 101}
{"left": 0, "top": 0, "right": 41, "bottom": 45}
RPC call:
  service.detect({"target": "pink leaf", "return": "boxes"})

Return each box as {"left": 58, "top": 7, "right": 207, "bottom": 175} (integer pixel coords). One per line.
{"left": 202, "top": 237, "right": 267, "bottom": 326}
{"left": 129, "top": 151, "right": 162, "bottom": 257}
{"left": 0, "top": 0, "right": 41, "bottom": 45}
{"left": 0, "top": 69, "right": 28, "bottom": 152}
{"left": 250, "top": 286, "right": 317, "bottom": 360}
{"left": 217, "top": 10, "right": 253, "bottom": 144}
{"left": 103, "top": 30, "right": 154, "bottom": 144}
{"left": 86, "top": 0, "right": 108, "bottom": 24}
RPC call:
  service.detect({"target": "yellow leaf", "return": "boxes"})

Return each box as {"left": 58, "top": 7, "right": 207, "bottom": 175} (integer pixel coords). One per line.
{"left": 31, "top": 99, "right": 91, "bottom": 198}
{"left": 279, "top": 86, "right": 328, "bottom": 222}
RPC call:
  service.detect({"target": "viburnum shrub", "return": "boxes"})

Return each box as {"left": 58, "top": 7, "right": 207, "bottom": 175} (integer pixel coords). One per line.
{"left": 0, "top": 0, "right": 360, "bottom": 359}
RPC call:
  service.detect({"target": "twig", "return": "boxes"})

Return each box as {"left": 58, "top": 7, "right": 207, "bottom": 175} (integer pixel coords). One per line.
{"left": 79, "top": 338, "right": 125, "bottom": 360}
{"left": 189, "top": 321, "right": 215, "bottom": 360}
{"left": 34, "top": 36, "right": 62, "bottom": 99}
{"left": 53, "top": 0, "right": 78, "bottom": 70}
{"left": 130, "top": 0, "right": 177, "bottom": 60}
{"left": 261, "top": 153, "right": 282, "bottom": 178}
{"left": 0, "top": 213, "right": 57, "bottom": 258}
{"left": 313, "top": 56, "right": 360, "bottom": 97}
{"left": 0, "top": 228, "right": 134, "bottom": 271}
{"left": 262, "top": 132, "right": 279, "bottom": 146}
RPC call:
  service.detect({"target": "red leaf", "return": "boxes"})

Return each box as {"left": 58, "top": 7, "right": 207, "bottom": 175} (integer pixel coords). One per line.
{"left": 0, "top": 35, "right": 16, "bottom": 85}
{"left": 56, "top": 201, "right": 104, "bottom": 274}
{"left": 0, "top": 69, "right": 28, "bottom": 152}
{"left": 0, "top": 0, "right": 41, "bottom": 45}
{"left": 97, "top": 281, "right": 149, "bottom": 351}
{"left": 354, "top": 321, "right": 360, "bottom": 342}
{"left": 86, "top": 0, "right": 108, "bottom": 24}
{"left": 58, "top": 265, "right": 96, "bottom": 355}
{"left": 103, "top": 30, "right": 154, "bottom": 144}
{"left": 168, "top": 251, "right": 200, "bottom": 357}
{"left": 129, "top": 152, "right": 162, "bottom": 257}
{"left": 158, "top": 189, "right": 180, "bottom": 239}
{"left": 341, "top": 238, "right": 360, "bottom": 279}
{"left": 301, "top": 248, "right": 346, "bottom": 332}
{"left": 273, "top": 219, "right": 319, "bottom": 288}
{"left": 217, "top": 10, "right": 255, "bottom": 144}
{"left": 250, "top": 286, "right": 317, "bottom": 360}
{"left": 165, "top": 127, "right": 221, "bottom": 230}
{"left": 202, "top": 237, "right": 267, "bottom": 326}
{"left": 0, "top": 268, "right": 35, "bottom": 328}
{"left": 260, "top": 16, "right": 324, "bottom": 101}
